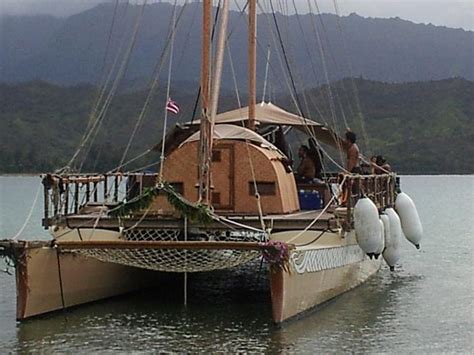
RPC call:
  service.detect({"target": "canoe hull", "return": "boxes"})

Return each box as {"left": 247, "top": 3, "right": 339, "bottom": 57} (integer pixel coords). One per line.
{"left": 270, "top": 244, "right": 381, "bottom": 324}
{"left": 15, "top": 243, "right": 158, "bottom": 320}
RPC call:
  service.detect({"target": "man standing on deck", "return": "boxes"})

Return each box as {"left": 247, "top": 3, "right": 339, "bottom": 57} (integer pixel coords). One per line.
{"left": 345, "top": 131, "right": 361, "bottom": 174}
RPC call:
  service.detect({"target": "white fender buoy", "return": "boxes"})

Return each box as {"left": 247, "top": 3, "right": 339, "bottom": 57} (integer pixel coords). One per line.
{"left": 395, "top": 192, "right": 423, "bottom": 249}
{"left": 374, "top": 219, "right": 385, "bottom": 259}
{"left": 354, "top": 197, "right": 384, "bottom": 257}
{"left": 383, "top": 208, "right": 402, "bottom": 271}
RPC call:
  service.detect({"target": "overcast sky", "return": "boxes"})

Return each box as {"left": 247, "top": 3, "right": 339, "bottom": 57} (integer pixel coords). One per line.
{"left": 1, "top": 0, "right": 473, "bottom": 30}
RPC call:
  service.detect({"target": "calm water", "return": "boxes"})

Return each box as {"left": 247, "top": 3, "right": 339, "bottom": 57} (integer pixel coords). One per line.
{"left": 0, "top": 175, "right": 473, "bottom": 353}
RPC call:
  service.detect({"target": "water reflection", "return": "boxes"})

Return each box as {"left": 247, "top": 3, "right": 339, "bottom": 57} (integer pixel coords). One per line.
{"left": 2, "top": 176, "right": 473, "bottom": 352}
{"left": 270, "top": 268, "right": 424, "bottom": 353}
{"left": 14, "top": 264, "right": 275, "bottom": 353}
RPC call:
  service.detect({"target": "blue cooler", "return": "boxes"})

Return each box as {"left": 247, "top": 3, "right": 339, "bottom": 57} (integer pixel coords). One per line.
{"left": 298, "top": 190, "right": 323, "bottom": 210}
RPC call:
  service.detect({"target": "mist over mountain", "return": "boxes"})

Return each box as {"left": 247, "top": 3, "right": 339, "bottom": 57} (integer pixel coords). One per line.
{"left": 1, "top": 2, "right": 472, "bottom": 89}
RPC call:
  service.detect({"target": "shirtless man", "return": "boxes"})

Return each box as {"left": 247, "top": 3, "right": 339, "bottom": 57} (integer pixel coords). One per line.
{"left": 296, "top": 145, "right": 316, "bottom": 181}
{"left": 345, "top": 131, "right": 361, "bottom": 173}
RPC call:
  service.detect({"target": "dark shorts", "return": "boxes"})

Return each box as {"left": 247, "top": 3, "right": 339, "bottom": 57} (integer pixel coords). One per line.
{"left": 351, "top": 167, "right": 362, "bottom": 174}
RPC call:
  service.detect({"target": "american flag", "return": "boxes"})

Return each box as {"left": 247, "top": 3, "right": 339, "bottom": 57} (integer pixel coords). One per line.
{"left": 166, "top": 98, "right": 180, "bottom": 114}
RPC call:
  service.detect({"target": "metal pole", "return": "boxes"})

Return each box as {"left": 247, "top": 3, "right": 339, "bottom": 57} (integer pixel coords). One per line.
{"left": 248, "top": 0, "right": 257, "bottom": 130}
{"left": 184, "top": 217, "right": 188, "bottom": 306}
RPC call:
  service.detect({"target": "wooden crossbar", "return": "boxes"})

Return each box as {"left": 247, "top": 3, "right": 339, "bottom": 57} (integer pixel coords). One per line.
{"left": 55, "top": 240, "right": 295, "bottom": 251}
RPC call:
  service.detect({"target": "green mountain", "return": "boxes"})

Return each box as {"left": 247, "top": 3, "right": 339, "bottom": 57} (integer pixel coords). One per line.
{"left": 1, "top": 3, "right": 473, "bottom": 87}
{"left": 297, "top": 78, "right": 474, "bottom": 174}
{"left": 0, "top": 78, "right": 472, "bottom": 174}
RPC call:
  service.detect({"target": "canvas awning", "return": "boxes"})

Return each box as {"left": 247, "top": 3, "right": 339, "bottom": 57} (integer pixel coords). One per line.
{"left": 185, "top": 102, "right": 342, "bottom": 148}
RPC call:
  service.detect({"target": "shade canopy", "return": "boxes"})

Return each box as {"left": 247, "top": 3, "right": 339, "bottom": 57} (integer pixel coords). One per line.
{"left": 185, "top": 102, "right": 342, "bottom": 148}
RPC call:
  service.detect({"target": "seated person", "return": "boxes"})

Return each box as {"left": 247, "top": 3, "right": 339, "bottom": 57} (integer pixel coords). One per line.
{"left": 308, "top": 138, "right": 323, "bottom": 179}
{"left": 369, "top": 155, "right": 377, "bottom": 174}
{"left": 295, "top": 145, "right": 316, "bottom": 182}
{"left": 375, "top": 155, "right": 391, "bottom": 174}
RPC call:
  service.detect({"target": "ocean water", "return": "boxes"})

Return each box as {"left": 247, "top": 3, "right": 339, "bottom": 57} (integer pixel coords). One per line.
{"left": 0, "top": 175, "right": 472, "bottom": 353}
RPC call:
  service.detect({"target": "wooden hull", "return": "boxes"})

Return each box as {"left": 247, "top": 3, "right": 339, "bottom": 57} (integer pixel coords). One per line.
{"left": 270, "top": 243, "right": 382, "bottom": 324}
{"left": 12, "top": 229, "right": 380, "bottom": 323}
{"left": 15, "top": 242, "right": 158, "bottom": 320}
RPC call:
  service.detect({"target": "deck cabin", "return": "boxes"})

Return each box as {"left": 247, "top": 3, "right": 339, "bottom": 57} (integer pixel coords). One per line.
{"left": 41, "top": 103, "right": 397, "bottom": 232}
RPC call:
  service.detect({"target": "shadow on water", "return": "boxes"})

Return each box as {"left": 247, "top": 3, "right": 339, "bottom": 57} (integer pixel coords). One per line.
{"left": 13, "top": 263, "right": 425, "bottom": 353}
{"left": 14, "top": 261, "right": 276, "bottom": 353}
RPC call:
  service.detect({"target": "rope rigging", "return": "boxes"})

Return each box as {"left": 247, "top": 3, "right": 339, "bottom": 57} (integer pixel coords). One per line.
{"left": 119, "top": 1, "right": 189, "bottom": 171}
{"left": 69, "top": 1, "right": 148, "bottom": 172}
{"left": 159, "top": 1, "right": 179, "bottom": 182}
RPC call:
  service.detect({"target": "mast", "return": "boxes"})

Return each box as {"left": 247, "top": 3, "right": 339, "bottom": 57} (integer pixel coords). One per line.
{"left": 198, "top": 0, "right": 230, "bottom": 205}
{"left": 248, "top": 0, "right": 257, "bottom": 131}
{"left": 197, "top": 0, "right": 212, "bottom": 204}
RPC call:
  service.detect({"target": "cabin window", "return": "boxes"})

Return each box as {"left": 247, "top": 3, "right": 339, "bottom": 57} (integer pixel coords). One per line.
{"left": 212, "top": 192, "right": 221, "bottom": 205}
{"left": 212, "top": 150, "right": 222, "bottom": 162}
{"left": 170, "top": 182, "right": 184, "bottom": 195}
{"left": 249, "top": 182, "right": 276, "bottom": 196}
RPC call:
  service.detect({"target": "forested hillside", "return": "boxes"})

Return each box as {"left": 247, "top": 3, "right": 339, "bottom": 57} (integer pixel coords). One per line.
{"left": 297, "top": 78, "right": 474, "bottom": 173}
{"left": 0, "top": 78, "right": 472, "bottom": 174}
{"left": 1, "top": 2, "right": 472, "bottom": 87}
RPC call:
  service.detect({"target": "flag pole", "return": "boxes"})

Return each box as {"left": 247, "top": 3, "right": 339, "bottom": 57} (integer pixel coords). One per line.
{"left": 159, "top": 3, "right": 177, "bottom": 183}
{"left": 248, "top": 0, "right": 257, "bottom": 131}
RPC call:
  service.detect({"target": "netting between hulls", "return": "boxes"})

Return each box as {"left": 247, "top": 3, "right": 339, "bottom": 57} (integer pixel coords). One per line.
{"left": 66, "top": 229, "right": 266, "bottom": 272}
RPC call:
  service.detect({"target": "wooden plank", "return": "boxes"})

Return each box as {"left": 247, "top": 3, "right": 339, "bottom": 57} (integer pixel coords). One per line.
{"left": 57, "top": 214, "right": 334, "bottom": 232}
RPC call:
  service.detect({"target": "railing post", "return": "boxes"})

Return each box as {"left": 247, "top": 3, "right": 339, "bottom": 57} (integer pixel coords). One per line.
{"left": 74, "top": 183, "right": 79, "bottom": 214}
{"left": 104, "top": 174, "right": 108, "bottom": 201}
{"left": 43, "top": 182, "right": 49, "bottom": 229}
{"left": 65, "top": 183, "right": 69, "bottom": 215}
{"left": 346, "top": 176, "right": 352, "bottom": 230}
{"left": 114, "top": 175, "right": 119, "bottom": 202}
{"left": 94, "top": 182, "right": 98, "bottom": 202}
{"left": 85, "top": 180, "right": 90, "bottom": 203}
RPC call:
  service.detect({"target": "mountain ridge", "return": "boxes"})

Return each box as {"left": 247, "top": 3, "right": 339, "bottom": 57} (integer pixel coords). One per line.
{"left": 0, "top": 78, "right": 472, "bottom": 174}
{"left": 1, "top": 2, "right": 472, "bottom": 87}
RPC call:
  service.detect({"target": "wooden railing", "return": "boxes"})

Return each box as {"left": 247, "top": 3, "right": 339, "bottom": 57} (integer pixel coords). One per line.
{"left": 42, "top": 172, "right": 159, "bottom": 228}
{"left": 334, "top": 173, "right": 398, "bottom": 229}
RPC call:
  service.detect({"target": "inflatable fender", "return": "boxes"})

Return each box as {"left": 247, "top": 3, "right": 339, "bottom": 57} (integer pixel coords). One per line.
{"left": 395, "top": 192, "right": 423, "bottom": 249}
{"left": 383, "top": 208, "right": 402, "bottom": 271}
{"left": 354, "top": 197, "right": 384, "bottom": 256}
{"left": 374, "top": 219, "right": 385, "bottom": 258}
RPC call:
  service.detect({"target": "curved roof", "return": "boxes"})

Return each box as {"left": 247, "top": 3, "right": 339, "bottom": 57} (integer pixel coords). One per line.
{"left": 180, "top": 124, "right": 279, "bottom": 150}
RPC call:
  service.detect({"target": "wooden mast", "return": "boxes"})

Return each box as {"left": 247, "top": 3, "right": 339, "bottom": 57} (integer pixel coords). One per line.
{"left": 198, "top": 0, "right": 230, "bottom": 205}
{"left": 248, "top": 0, "right": 257, "bottom": 131}
{"left": 198, "top": 0, "right": 212, "bottom": 204}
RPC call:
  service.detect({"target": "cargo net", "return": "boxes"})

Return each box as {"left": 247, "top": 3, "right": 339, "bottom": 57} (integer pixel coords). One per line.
{"left": 67, "top": 229, "right": 266, "bottom": 273}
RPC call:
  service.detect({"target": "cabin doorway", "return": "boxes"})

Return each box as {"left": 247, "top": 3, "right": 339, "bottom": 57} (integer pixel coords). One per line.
{"left": 211, "top": 144, "right": 234, "bottom": 210}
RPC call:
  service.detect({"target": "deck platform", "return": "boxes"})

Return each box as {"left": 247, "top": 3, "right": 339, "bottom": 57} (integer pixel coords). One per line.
{"left": 46, "top": 209, "right": 338, "bottom": 232}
